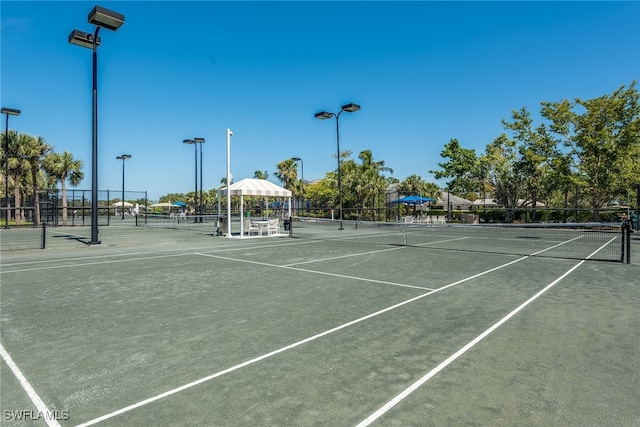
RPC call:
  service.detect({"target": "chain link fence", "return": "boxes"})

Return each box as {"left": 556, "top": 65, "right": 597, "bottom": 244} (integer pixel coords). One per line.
{"left": 0, "top": 223, "right": 46, "bottom": 251}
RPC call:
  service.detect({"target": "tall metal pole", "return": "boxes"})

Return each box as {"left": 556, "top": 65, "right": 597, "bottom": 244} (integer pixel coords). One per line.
{"left": 199, "top": 141, "right": 203, "bottom": 222}
{"left": 226, "top": 129, "right": 233, "bottom": 237}
{"left": 315, "top": 103, "right": 359, "bottom": 230}
{"left": 636, "top": 182, "right": 640, "bottom": 230}
{"left": 116, "top": 155, "right": 130, "bottom": 219}
{"left": 292, "top": 157, "right": 303, "bottom": 215}
{"left": 90, "top": 27, "right": 101, "bottom": 245}
{"left": 194, "top": 142, "right": 198, "bottom": 222}
{"left": 121, "top": 157, "right": 125, "bottom": 219}
{"left": 4, "top": 114, "right": 9, "bottom": 228}
{"left": 334, "top": 114, "right": 343, "bottom": 230}
{"left": 70, "top": 5, "right": 125, "bottom": 245}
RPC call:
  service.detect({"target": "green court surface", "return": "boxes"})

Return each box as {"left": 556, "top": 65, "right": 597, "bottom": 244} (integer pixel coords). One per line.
{"left": 1, "top": 224, "right": 639, "bottom": 426}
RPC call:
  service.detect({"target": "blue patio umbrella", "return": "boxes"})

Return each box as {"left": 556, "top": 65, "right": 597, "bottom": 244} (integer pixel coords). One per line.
{"left": 173, "top": 201, "right": 187, "bottom": 207}
{"left": 391, "top": 195, "right": 433, "bottom": 205}
{"left": 391, "top": 195, "right": 433, "bottom": 216}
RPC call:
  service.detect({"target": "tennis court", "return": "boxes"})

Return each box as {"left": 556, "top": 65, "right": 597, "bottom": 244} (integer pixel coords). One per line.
{"left": 1, "top": 220, "right": 639, "bottom": 426}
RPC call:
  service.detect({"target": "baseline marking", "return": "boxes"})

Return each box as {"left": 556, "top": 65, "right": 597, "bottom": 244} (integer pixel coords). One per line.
{"left": 355, "top": 236, "right": 615, "bottom": 427}
{"left": 75, "top": 255, "right": 530, "bottom": 426}
{"left": 0, "top": 342, "right": 61, "bottom": 427}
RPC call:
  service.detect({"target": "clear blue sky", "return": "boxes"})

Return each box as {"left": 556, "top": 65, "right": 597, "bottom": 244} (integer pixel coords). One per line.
{"left": 2, "top": 1, "right": 639, "bottom": 201}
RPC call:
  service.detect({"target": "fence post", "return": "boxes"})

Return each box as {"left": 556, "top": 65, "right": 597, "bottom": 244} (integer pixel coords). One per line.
{"left": 626, "top": 221, "right": 631, "bottom": 264}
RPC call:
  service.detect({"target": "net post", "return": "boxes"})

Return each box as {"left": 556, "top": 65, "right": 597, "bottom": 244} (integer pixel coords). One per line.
{"left": 625, "top": 221, "right": 631, "bottom": 264}
{"left": 288, "top": 215, "right": 292, "bottom": 238}
{"left": 41, "top": 223, "right": 46, "bottom": 249}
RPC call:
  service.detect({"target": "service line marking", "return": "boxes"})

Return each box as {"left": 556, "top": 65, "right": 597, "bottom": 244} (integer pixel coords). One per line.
{"left": 74, "top": 254, "right": 528, "bottom": 426}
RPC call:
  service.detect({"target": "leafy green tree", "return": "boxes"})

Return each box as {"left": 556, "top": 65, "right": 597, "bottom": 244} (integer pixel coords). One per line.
{"left": 431, "top": 138, "right": 481, "bottom": 196}
{"left": 502, "top": 107, "right": 557, "bottom": 221}
{"left": 43, "top": 151, "right": 84, "bottom": 226}
{"left": 479, "top": 133, "right": 526, "bottom": 221}
{"left": 304, "top": 178, "right": 334, "bottom": 212}
{"left": 158, "top": 193, "right": 186, "bottom": 204}
{"left": 541, "top": 81, "right": 640, "bottom": 214}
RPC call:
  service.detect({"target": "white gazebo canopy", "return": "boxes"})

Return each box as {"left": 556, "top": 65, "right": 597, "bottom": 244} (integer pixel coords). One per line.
{"left": 217, "top": 178, "right": 292, "bottom": 237}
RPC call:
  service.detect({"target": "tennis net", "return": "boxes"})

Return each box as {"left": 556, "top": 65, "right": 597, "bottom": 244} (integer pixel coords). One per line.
{"left": 290, "top": 217, "right": 631, "bottom": 262}
{"left": 135, "top": 214, "right": 218, "bottom": 234}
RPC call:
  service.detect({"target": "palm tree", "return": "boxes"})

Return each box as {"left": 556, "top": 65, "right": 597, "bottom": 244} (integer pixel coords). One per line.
{"left": 275, "top": 159, "right": 296, "bottom": 189}
{"left": 44, "top": 151, "right": 84, "bottom": 226}
{"left": 356, "top": 150, "right": 393, "bottom": 220}
{"left": 24, "top": 135, "right": 52, "bottom": 225}
{"left": 253, "top": 170, "right": 269, "bottom": 180}
{"left": 6, "top": 132, "right": 32, "bottom": 225}
{"left": 1, "top": 129, "right": 19, "bottom": 224}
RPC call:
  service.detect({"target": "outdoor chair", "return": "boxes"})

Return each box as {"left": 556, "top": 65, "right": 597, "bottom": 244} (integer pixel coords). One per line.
{"left": 267, "top": 218, "right": 280, "bottom": 235}
{"left": 243, "top": 218, "right": 259, "bottom": 236}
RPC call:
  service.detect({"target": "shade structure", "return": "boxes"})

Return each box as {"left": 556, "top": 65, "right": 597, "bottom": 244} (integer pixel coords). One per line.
{"left": 217, "top": 178, "right": 292, "bottom": 237}
{"left": 112, "top": 201, "right": 133, "bottom": 207}
{"left": 218, "top": 178, "right": 292, "bottom": 198}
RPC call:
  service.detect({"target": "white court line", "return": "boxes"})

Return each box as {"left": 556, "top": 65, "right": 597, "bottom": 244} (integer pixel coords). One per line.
{"left": 0, "top": 252, "right": 194, "bottom": 274}
{"left": 282, "top": 245, "right": 405, "bottom": 266}
{"left": 355, "top": 235, "right": 615, "bottom": 427}
{"left": 75, "top": 255, "right": 530, "bottom": 427}
{"left": 0, "top": 238, "right": 309, "bottom": 267}
{"left": 283, "top": 236, "right": 471, "bottom": 267}
{"left": 0, "top": 239, "right": 312, "bottom": 273}
{"left": 0, "top": 342, "right": 61, "bottom": 427}
{"left": 196, "top": 252, "right": 434, "bottom": 291}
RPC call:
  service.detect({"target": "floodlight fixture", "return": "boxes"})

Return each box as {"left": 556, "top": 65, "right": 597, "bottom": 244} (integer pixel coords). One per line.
{"left": 341, "top": 103, "right": 361, "bottom": 113}
{"left": 68, "top": 30, "right": 101, "bottom": 49}
{"left": 1, "top": 108, "right": 21, "bottom": 116}
{"left": 314, "top": 111, "right": 333, "bottom": 120}
{"left": 88, "top": 6, "right": 125, "bottom": 31}
{"left": 183, "top": 139, "right": 195, "bottom": 144}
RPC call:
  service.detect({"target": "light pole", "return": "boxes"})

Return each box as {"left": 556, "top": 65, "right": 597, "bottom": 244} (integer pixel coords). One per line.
{"left": 116, "top": 154, "right": 130, "bottom": 219}
{"left": 291, "top": 157, "right": 303, "bottom": 215}
{"left": 315, "top": 102, "right": 360, "bottom": 230}
{"left": 194, "top": 137, "right": 205, "bottom": 222}
{"left": 69, "top": 5, "right": 125, "bottom": 246}
{"left": 2, "top": 108, "right": 21, "bottom": 228}
{"left": 183, "top": 139, "right": 198, "bottom": 221}
{"left": 226, "top": 128, "right": 233, "bottom": 237}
